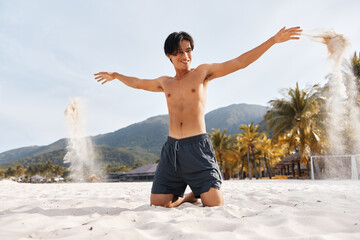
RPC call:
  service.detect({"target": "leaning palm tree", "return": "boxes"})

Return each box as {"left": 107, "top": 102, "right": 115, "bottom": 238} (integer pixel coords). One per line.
{"left": 237, "top": 122, "right": 265, "bottom": 179}
{"left": 209, "top": 129, "right": 232, "bottom": 179}
{"left": 264, "top": 82, "right": 325, "bottom": 172}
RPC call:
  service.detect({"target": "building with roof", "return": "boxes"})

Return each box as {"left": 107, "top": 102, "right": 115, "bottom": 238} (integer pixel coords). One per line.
{"left": 273, "top": 152, "right": 308, "bottom": 178}
{"left": 107, "top": 163, "right": 158, "bottom": 182}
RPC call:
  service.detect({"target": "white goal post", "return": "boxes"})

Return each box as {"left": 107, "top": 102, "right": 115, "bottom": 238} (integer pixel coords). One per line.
{"left": 310, "top": 154, "right": 360, "bottom": 180}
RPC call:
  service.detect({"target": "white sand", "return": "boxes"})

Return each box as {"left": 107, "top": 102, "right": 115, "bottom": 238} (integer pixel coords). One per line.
{"left": 1, "top": 180, "right": 360, "bottom": 240}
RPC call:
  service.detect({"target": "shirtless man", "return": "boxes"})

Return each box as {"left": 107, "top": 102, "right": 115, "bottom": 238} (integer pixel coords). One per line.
{"left": 95, "top": 26, "right": 302, "bottom": 208}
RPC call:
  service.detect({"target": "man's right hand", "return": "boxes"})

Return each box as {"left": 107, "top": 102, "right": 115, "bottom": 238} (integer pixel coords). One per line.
{"left": 94, "top": 72, "right": 117, "bottom": 84}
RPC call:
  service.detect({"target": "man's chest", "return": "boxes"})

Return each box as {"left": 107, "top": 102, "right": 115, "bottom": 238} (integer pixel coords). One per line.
{"left": 162, "top": 75, "right": 207, "bottom": 100}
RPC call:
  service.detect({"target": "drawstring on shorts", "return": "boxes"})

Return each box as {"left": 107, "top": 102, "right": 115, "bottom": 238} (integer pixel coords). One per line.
{"left": 174, "top": 141, "right": 180, "bottom": 171}
{"left": 166, "top": 134, "right": 208, "bottom": 172}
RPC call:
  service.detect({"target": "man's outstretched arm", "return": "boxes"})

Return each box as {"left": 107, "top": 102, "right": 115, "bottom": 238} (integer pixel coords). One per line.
{"left": 203, "top": 26, "right": 302, "bottom": 81}
{"left": 94, "top": 72, "right": 164, "bottom": 92}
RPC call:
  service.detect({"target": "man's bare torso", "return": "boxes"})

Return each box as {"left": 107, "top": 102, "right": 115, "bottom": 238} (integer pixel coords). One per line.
{"left": 161, "top": 66, "right": 209, "bottom": 139}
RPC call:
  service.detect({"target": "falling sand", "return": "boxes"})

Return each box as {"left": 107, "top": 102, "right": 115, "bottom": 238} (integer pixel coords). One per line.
{"left": 63, "top": 98, "right": 101, "bottom": 181}
{"left": 303, "top": 29, "right": 360, "bottom": 178}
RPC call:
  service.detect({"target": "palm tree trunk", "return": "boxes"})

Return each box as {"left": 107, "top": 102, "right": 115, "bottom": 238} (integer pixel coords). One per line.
{"left": 218, "top": 152, "right": 224, "bottom": 179}
{"left": 239, "top": 164, "right": 244, "bottom": 180}
{"left": 266, "top": 157, "right": 273, "bottom": 179}
{"left": 306, "top": 159, "right": 310, "bottom": 176}
{"left": 224, "top": 162, "right": 230, "bottom": 180}
{"left": 262, "top": 155, "right": 267, "bottom": 177}
{"left": 251, "top": 149, "right": 259, "bottom": 179}
{"left": 247, "top": 147, "right": 252, "bottom": 180}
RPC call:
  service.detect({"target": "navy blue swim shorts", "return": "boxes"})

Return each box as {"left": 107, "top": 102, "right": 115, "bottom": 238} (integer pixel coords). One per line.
{"left": 151, "top": 133, "right": 223, "bottom": 198}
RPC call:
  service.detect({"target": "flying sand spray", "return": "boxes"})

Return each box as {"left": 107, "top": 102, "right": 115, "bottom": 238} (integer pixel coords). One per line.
{"left": 303, "top": 29, "right": 360, "bottom": 179}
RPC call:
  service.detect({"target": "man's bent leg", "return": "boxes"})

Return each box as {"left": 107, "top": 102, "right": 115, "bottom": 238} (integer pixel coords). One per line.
{"left": 150, "top": 192, "right": 199, "bottom": 208}
{"left": 150, "top": 193, "right": 175, "bottom": 208}
{"left": 200, "top": 187, "right": 224, "bottom": 207}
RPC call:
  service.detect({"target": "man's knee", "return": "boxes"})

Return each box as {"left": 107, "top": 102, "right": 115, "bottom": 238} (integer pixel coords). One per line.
{"left": 151, "top": 202, "right": 173, "bottom": 208}
{"left": 200, "top": 187, "right": 224, "bottom": 207}
{"left": 202, "top": 198, "right": 224, "bottom": 207}
{"left": 150, "top": 194, "right": 174, "bottom": 208}
{"left": 202, "top": 194, "right": 224, "bottom": 207}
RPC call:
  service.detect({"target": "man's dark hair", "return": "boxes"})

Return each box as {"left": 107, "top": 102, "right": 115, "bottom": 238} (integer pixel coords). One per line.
{"left": 164, "top": 31, "right": 194, "bottom": 57}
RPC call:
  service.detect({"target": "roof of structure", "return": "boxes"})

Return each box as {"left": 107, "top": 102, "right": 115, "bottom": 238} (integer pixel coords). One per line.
{"left": 276, "top": 152, "right": 301, "bottom": 166}
{"left": 126, "top": 163, "right": 158, "bottom": 174}
{"left": 273, "top": 152, "right": 306, "bottom": 169}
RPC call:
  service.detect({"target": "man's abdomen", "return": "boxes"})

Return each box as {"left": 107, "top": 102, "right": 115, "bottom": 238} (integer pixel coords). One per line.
{"left": 168, "top": 112, "right": 206, "bottom": 139}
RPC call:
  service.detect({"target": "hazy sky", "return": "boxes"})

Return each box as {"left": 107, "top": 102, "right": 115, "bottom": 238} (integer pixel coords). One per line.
{"left": 1, "top": 0, "right": 360, "bottom": 153}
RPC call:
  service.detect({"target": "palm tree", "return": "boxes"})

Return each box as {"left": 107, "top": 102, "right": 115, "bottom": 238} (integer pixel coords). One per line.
{"left": 5, "top": 167, "right": 15, "bottom": 178}
{"left": 209, "top": 129, "right": 232, "bottom": 179}
{"left": 264, "top": 82, "right": 325, "bottom": 172}
{"left": 0, "top": 169, "right": 5, "bottom": 179}
{"left": 41, "top": 161, "right": 54, "bottom": 181}
{"left": 26, "top": 165, "right": 37, "bottom": 177}
{"left": 232, "top": 135, "right": 249, "bottom": 179}
{"left": 237, "top": 122, "right": 265, "bottom": 179}
{"left": 259, "top": 136, "right": 284, "bottom": 178}
{"left": 37, "top": 163, "right": 45, "bottom": 176}
{"left": 259, "top": 136, "right": 271, "bottom": 178}
{"left": 351, "top": 52, "right": 360, "bottom": 80}
{"left": 342, "top": 52, "right": 360, "bottom": 154}
{"left": 53, "top": 165, "right": 65, "bottom": 177}
{"left": 15, "top": 165, "right": 25, "bottom": 178}
{"left": 235, "top": 134, "right": 253, "bottom": 179}
{"left": 350, "top": 52, "right": 360, "bottom": 105}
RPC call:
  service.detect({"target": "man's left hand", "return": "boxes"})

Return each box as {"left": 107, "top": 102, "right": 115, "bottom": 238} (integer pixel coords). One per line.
{"left": 274, "top": 26, "right": 302, "bottom": 43}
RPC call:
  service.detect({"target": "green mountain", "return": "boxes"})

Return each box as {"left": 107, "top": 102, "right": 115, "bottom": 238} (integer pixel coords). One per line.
{"left": 0, "top": 139, "right": 67, "bottom": 164}
{"left": 93, "top": 115, "right": 169, "bottom": 156}
{"left": 205, "top": 103, "right": 268, "bottom": 135}
{"left": 0, "top": 103, "right": 268, "bottom": 168}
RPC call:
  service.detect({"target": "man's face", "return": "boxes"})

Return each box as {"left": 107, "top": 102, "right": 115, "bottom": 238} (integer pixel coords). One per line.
{"left": 167, "top": 40, "right": 192, "bottom": 70}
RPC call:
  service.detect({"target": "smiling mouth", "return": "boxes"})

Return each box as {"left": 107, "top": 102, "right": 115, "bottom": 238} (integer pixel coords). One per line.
{"left": 180, "top": 60, "right": 190, "bottom": 64}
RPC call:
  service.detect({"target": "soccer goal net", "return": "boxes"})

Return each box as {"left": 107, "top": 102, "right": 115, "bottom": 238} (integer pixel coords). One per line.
{"left": 310, "top": 154, "right": 360, "bottom": 180}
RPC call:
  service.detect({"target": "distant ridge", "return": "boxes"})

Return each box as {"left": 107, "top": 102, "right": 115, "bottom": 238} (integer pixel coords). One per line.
{"left": 205, "top": 103, "right": 268, "bottom": 135}
{"left": 0, "top": 139, "right": 67, "bottom": 164}
{"left": 93, "top": 115, "right": 169, "bottom": 155}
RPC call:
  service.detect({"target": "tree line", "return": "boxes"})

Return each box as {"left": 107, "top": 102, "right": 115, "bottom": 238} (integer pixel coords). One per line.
{"left": 0, "top": 161, "right": 134, "bottom": 181}
{"left": 0, "top": 161, "right": 69, "bottom": 181}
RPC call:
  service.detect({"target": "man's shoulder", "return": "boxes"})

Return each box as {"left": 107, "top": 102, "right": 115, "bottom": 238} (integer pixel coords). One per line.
{"left": 194, "top": 64, "right": 213, "bottom": 82}
{"left": 157, "top": 75, "right": 173, "bottom": 82}
{"left": 195, "top": 64, "right": 211, "bottom": 72}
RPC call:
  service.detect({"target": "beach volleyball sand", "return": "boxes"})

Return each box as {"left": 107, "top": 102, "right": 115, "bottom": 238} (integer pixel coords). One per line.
{"left": 0, "top": 180, "right": 359, "bottom": 240}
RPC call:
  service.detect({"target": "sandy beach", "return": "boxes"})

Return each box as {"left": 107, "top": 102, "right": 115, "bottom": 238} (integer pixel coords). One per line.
{"left": 0, "top": 180, "right": 359, "bottom": 240}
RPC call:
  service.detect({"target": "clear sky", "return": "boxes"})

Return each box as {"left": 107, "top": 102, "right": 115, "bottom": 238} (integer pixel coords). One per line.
{"left": 1, "top": 0, "right": 360, "bottom": 153}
